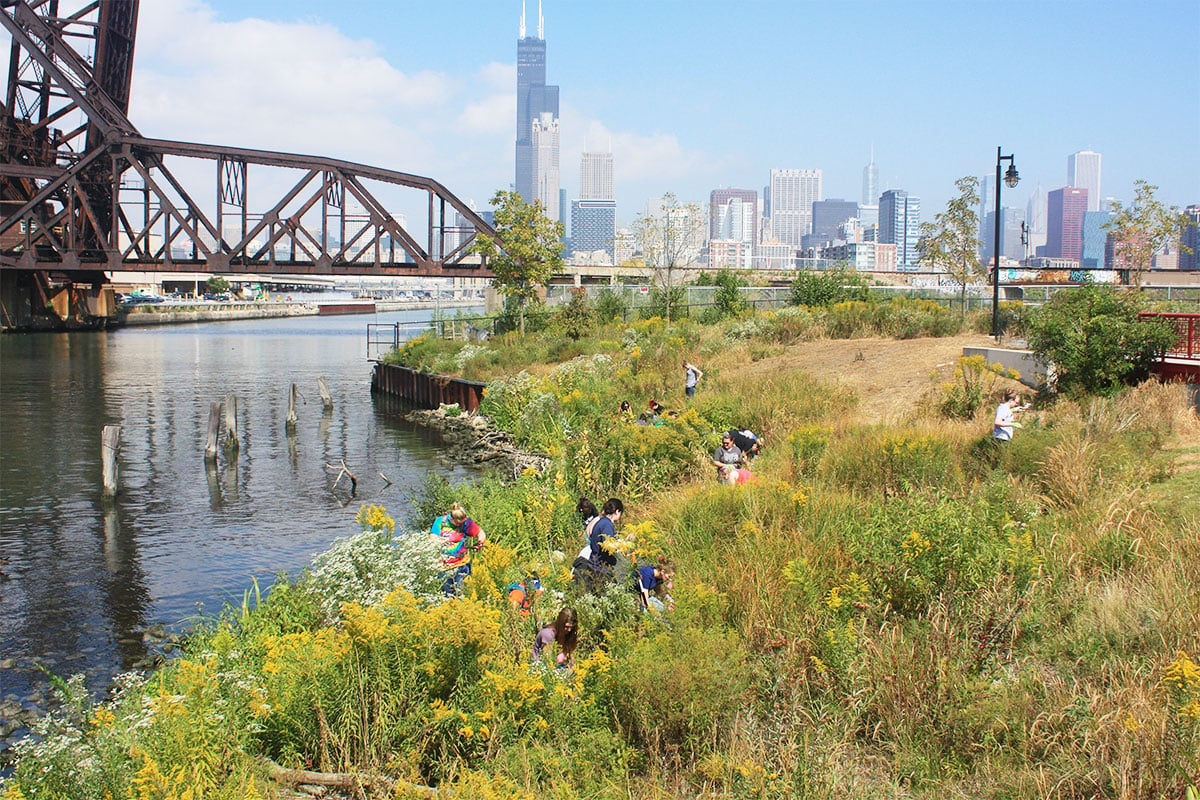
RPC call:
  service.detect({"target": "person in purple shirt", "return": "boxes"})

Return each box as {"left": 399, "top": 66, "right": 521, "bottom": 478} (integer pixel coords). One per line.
{"left": 532, "top": 607, "right": 578, "bottom": 669}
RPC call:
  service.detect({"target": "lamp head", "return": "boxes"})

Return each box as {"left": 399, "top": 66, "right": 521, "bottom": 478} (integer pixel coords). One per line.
{"left": 1004, "top": 163, "right": 1020, "bottom": 189}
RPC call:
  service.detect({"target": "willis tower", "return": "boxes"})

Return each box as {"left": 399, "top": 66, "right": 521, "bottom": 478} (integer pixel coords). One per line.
{"left": 515, "top": 0, "right": 559, "bottom": 208}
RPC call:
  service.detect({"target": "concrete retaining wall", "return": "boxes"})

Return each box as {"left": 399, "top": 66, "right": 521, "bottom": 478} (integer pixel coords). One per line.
{"left": 962, "top": 346, "right": 1050, "bottom": 389}
{"left": 121, "top": 302, "right": 318, "bottom": 326}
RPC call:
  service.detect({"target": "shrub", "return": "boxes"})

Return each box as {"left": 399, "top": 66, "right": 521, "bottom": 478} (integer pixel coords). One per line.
{"left": 1026, "top": 283, "right": 1177, "bottom": 396}
{"left": 593, "top": 286, "right": 629, "bottom": 322}
{"left": 789, "top": 268, "right": 869, "bottom": 307}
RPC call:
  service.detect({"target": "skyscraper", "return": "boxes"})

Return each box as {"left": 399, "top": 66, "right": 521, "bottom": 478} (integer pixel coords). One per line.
{"left": 1081, "top": 210, "right": 1111, "bottom": 269}
{"left": 861, "top": 148, "right": 878, "bottom": 207}
{"left": 1181, "top": 205, "right": 1200, "bottom": 271}
{"left": 1046, "top": 187, "right": 1088, "bottom": 262}
{"left": 531, "top": 111, "right": 560, "bottom": 221}
{"left": 515, "top": 1, "right": 559, "bottom": 209}
{"left": 1068, "top": 150, "right": 1102, "bottom": 213}
{"left": 806, "top": 199, "right": 858, "bottom": 249}
{"left": 878, "top": 189, "right": 921, "bottom": 269}
{"left": 708, "top": 189, "right": 757, "bottom": 240}
{"left": 570, "top": 200, "right": 616, "bottom": 258}
{"left": 579, "top": 151, "right": 614, "bottom": 201}
{"left": 572, "top": 151, "right": 616, "bottom": 258}
{"left": 769, "top": 168, "right": 822, "bottom": 248}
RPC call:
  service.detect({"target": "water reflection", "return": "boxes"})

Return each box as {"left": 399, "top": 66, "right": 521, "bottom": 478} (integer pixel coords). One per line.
{"left": 0, "top": 310, "right": 477, "bottom": 725}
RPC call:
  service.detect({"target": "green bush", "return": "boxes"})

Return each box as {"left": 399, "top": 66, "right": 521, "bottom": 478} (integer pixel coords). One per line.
{"left": 788, "top": 268, "right": 869, "bottom": 307}
{"left": 1027, "top": 283, "right": 1177, "bottom": 396}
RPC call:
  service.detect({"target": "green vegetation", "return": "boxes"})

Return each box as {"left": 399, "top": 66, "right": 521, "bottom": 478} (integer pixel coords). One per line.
{"left": 6, "top": 294, "right": 1198, "bottom": 800}
{"left": 1027, "top": 282, "right": 1178, "bottom": 397}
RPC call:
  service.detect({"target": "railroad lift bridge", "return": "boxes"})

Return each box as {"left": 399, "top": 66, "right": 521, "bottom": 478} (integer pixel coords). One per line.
{"left": 0, "top": 0, "right": 498, "bottom": 330}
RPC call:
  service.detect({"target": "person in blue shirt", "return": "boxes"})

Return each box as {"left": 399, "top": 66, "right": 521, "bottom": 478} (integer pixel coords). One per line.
{"left": 586, "top": 498, "right": 624, "bottom": 583}
{"left": 634, "top": 559, "right": 674, "bottom": 612}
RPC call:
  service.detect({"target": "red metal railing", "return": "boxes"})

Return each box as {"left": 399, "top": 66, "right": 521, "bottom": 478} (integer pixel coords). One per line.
{"left": 1139, "top": 312, "right": 1198, "bottom": 361}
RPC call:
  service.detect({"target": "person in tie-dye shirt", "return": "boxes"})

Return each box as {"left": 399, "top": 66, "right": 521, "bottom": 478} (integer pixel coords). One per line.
{"left": 430, "top": 502, "right": 486, "bottom": 595}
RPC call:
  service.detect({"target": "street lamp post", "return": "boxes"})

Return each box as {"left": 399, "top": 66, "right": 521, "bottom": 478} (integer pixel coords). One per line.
{"left": 992, "top": 146, "right": 1019, "bottom": 341}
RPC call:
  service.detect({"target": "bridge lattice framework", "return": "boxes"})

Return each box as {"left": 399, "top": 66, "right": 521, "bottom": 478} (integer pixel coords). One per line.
{"left": 0, "top": 0, "right": 498, "bottom": 281}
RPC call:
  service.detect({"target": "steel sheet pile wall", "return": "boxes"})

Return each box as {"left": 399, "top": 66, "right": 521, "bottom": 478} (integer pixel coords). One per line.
{"left": 371, "top": 362, "right": 486, "bottom": 412}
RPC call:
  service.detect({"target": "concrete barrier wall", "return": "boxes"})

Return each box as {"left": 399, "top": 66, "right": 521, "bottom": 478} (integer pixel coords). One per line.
{"left": 962, "top": 346, "right": 1050, "bottom": 389}
{"left": 121, "top": 302, "right": 317, "bottom": 326}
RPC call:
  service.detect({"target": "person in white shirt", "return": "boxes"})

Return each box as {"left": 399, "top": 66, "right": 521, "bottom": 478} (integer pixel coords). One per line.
{"left": 993, "top": 390, "right": 1026, "bottom": 441}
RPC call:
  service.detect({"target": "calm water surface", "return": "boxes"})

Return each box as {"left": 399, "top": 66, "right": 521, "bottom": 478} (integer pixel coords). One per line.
{"left": 0, "top": 309, "right": 477, "bottom": 719}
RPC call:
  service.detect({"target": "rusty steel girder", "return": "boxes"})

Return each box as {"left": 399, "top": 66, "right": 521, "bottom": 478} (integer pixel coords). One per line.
{"left": 1, "top": 0, "right": 498, "bottom": 276}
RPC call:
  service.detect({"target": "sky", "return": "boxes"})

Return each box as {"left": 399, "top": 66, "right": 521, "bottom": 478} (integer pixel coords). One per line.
{"left": 8, "top": 0, "right": 1200, "bottom": 230}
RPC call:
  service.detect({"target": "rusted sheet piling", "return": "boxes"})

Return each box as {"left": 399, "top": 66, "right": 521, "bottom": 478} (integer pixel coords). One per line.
{"left": 370, "top": 362, "right": 486, "bottom": 412}
{"left": 101, "top": 425, "right": 121, "bottom": 497}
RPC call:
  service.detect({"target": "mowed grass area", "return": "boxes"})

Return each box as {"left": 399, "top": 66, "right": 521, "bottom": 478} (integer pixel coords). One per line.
{"left": 6, "top": 304, "right": 1199, "bottom": 800}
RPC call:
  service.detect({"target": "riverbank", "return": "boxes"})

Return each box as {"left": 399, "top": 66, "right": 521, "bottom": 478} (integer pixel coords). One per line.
{"left": 4, "top": 302, "right": 1198, "bottom": 798}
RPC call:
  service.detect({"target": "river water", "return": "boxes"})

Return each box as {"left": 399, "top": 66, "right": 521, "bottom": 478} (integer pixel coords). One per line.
{"left": 0, "top": 309, "right": 478, "bottom": 726}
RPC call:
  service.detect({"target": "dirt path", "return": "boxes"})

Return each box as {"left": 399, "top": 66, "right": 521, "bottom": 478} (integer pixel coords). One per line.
{"left": 733, "top": 332, "right": 1000, "bottom": 423}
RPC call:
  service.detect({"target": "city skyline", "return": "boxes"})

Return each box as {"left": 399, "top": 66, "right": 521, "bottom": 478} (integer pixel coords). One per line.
{"left": 13, "top": 0, "right": 1195, "bottom": 232}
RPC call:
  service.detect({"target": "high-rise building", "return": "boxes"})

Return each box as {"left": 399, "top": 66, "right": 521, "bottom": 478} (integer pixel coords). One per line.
{"left": 1046, "top": 187, "right": 1088, "bottom": 262}
{"left": 579, "top": 151, "right": 614, "bottom": 201}
{"left": 709, "top": 189, "right": 758, "bottom": 240}
{"left": 531, "top": 111, "right": 560, "bottom": 221}
{"left": 1181, "top": 205, "right": 1200, "bottom": 270}
{"left": 1068, "top": 150, "right": 1102, "bottom": 213}
{"left": 861, "top": 149, "right": 878, "bottom": 208}
{"left": 878, "top": 189, "right": 921, "bottom": 269}
{"left": 515, "top": 1, "right": 559, "bottom": 207}
{"left": 805, "top": 199, "right": 858, "bottom": 249}
{"left": 982, "top": 207, "right": 1028, "bottom": 262}
{"left": 570, "top": 199, "right": 616, "bottom": 259}
{"left": 572, "top": 150, "right": 615, "bottom": 258}
{"left": 768, "top": 168, "right": 822, "bottom": 247}
{"left": 1081, "top": 210, "right": 1111, "bottom": 269}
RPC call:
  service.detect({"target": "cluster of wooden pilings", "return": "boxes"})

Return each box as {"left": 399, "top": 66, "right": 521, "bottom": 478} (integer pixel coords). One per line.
{"left": 100, "top": 376, "right": 360, "bottom": 499}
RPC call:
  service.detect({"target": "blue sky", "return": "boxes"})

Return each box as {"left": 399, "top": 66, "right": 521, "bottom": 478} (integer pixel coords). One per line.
{"left": 13, "top": 0, "right": 1200, "bottom": 228}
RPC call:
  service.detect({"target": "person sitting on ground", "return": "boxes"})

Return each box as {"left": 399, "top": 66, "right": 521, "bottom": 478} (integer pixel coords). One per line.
{"left": 993, "top": 390, "right": 1027, "bottom": 441}
{"left": 712, "top": 432, "right": 744, "bottom": 478}
{"left": 617, "top": 400, "right": 634, "bottom": 421}
{"left": 633, "top": 559, "right": 675, "bottom": 612}
{"left": 429, "top": 502, "right": 486, "bottom": 595}
{"left": 717, "top": 463, "right": 753, "bottom": 485}
{"left": 532, "top": 607, "right": 579, "bottom": 669}
{"left": 729, "top": 429, "right": 762, "bottom": 460}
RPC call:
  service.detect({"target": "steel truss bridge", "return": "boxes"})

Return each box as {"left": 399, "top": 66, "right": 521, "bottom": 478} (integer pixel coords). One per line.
{"left": 1, "top": 0, "right": 497, "bottom": 327}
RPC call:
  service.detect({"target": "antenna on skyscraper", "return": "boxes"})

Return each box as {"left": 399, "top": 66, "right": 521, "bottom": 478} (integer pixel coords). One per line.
{"left": 538, "top": 0, "right": 544, "bottom": 39}
{"left": 520, "top": 0, "right": 526, "bottom": 38}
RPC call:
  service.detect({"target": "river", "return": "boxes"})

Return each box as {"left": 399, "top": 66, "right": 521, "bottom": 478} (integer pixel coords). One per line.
{"left": 0, "top": 308, "right": 479, "bottom": 736}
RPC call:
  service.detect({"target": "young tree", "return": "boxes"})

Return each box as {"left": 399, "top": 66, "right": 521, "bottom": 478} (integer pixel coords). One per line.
{"left": 1107, "top": 180, "right": 1192, "bottom": 288}
{"left": 470, "top": 190, "right": 564, "bottom": 335}
{"left": 918, "top": 176, "right": 981, "bottom": 318}
{"left": 631, "top": 192, "right": 704, "bottom": 325}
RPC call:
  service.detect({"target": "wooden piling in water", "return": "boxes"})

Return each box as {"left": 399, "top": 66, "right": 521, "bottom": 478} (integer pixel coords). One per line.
{"left": 205, "top": 402, "right": 220, "bottom": 461}
{"left": 101, "top": 425, "right": 121, "bottom": 497}
{"left": 286, "top": 384, "right": 298, "bottom": 431}
{"left": 223, "top": 394, "right": 239, "bottom": 450}
{"left": 317, "top": 377, "right": 333, "bottom": 410}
